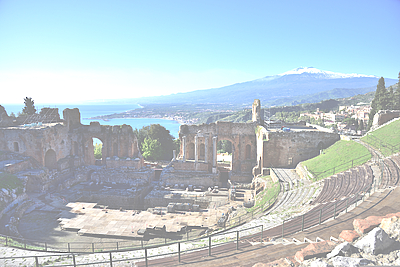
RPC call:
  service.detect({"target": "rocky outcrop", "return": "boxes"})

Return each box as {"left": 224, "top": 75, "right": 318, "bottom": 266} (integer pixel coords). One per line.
{"left": 298, "top": 213, "right": 400, "bottom": 267}
{"left": 295, "top": 241, "right": 336, "bottom": 262}
{"left": 338, "top": 230, "right": 360, "bottom": 242}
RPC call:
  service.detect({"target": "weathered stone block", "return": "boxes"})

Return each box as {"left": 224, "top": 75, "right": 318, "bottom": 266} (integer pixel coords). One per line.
{"left": 354, "top": 227, "right": 396, "bottom": 255}
{"left": 380, "top": 216, "right": 400, "bottom": 240}
{"left": 294, "top": 241, "right": 336, "bottom": 262}
{"left": 339, "top": 230, "right": 360, "bottom": 242}
{"left": 353, "top": 215, "right": 385, "bottom": 235}
{"left": 330, "top": 256, "right": 373, "bottom": 267}
{"left": 326, "top": 242, "right": 359, "bottom": 259}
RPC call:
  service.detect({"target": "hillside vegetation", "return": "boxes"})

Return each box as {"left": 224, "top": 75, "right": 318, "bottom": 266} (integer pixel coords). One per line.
{"left": 361, "top": 119, "right": 400, "bottom": 157}
{"left": 0, "top": 173, "right": 24, "bottom": 192}
{"left": 302, "top": 140, "right": 371, "bottom": 181}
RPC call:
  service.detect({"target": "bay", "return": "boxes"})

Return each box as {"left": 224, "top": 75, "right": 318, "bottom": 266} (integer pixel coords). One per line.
{"left": 2, "top": 103, "right": 181, "bottom": 138}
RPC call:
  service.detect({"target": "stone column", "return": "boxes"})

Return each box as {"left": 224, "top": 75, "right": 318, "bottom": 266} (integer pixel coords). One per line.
{"left": 195, "top": 135, "right": 198, "bottom": 163}
{"left": 204, "top": 136, "right": 209, "bottom": 163}
{"left": 182, "top": 136, "right": 186, "bottom": 162}
{"left": 212, "top": 136, "right": 218, "bottom": 173}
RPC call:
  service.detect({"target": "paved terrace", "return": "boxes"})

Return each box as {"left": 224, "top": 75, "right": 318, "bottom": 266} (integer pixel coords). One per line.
{"left": 59, "top": 201, "right": 231, "bottom": 239}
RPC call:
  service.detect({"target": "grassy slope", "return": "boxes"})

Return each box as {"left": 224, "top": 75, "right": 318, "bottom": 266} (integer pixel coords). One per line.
{"left": 0, "top": 172, "right": 23, "bottom": 190}
{"left": 247, "top": 176, "right": 280, "bottom": 212}
{"left": 302, "top": 140, "right": 371, "bottom": 180}
{"left": 361, "top": 119, "right": 400, "bottom": 157}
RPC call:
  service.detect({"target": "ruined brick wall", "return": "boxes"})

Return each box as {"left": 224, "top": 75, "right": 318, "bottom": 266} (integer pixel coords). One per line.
{"left": 177, "top": 121, "right": 257, "bottom": 175}
{"left": 261, "top": 131, "right": 340, "bottom": 168}
{"left": 0, "top": 123, "right": 71, "bottom": 168}
{"left": 372, "top": 110, "right": 400, "bottom": 128}
{"left": 172, "top": 161, "right": 210, "bottom": 172}
{"left": 105, "top": 157, "right": 144, "bottom": 169}
{"left": 0, "top": 108, "right": 142, "bottom": 170}
{"left": 90, "top": 168, "right": 153, "bottom": 185}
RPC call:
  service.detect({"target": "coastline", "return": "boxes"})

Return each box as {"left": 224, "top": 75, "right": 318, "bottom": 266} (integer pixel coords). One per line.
{"left": 85, "top": 115, "right": 187, "bottom": 125}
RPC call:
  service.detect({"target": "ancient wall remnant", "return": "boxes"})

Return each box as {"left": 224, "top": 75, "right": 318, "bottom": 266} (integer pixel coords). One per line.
{"left": 258, "top": 130, "right": 340, "bottom": 169}
{"left": 0, "top": 107, "right": 143, "bottom": 171}
{"left": 372, "top": 110, "right": 400, "bottom": 129}
{"left": 177, "top": 100, "right": 340, "bottom": 180}
{"left": 177, "top": 120, "right": 257, "bottom": 183}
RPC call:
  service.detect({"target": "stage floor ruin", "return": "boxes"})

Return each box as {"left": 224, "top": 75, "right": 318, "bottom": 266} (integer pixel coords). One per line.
{"left": 59, "top": 202, "right": 231, "bottom": 239}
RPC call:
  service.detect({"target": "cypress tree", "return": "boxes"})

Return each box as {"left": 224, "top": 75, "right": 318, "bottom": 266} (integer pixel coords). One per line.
{"left": 368, "top": 77, "right": 387, "bottom": 129}
{"left": 395, "top": 72, "right": 400, "bottom": 110}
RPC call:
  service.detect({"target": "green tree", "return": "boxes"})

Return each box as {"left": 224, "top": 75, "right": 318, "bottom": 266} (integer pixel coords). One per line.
{"left": 358, "top": 120, "right": 364, "bottom": 132}
{"left": 388, "top": 86, "right": 395, "bottom": 110}
{"left": 22, "top": 97, "right": 37, "bottom": 115}
{"left": 141, "top": 137, "right": 162, "bottom": 161}
{"left": 368, "top": 77, "right": 388, "bottom": 129}
{"left": 394, "top": 72, "right": 400, "bottom": 110}
{"left": 134, "top": 124, "right": 177, "bottom": 160}
{"left": 94, "top": 143, "right": 102, "bottom": 159}
{"left": 217, "top": 140, "right": 232, "bottom": 154}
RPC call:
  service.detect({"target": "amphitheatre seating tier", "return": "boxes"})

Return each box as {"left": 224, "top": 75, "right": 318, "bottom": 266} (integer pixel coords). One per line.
{"left": 342, "top": 173, "right": 353, "bottom": 197}
{"left": 392, "top": 154, "right": 400, "bottom": 169}
{"left": 312, "top": 164, "right": 372, "bottom": 205}
{"left": 379, "top": 158, "right": 400, "bottom": 189}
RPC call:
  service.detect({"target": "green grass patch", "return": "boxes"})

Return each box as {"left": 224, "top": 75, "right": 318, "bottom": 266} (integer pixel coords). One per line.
{"left": 361, "top": 119, "right": 400, "bottom": 157}
{"left": 302, "top": 140, "right": 371, "bottom": 181}
{"left": 246, "top": 176, "right": 280, "bottom": 213}
{"left": 0, "top": 173, "right": 24, "bottom": 191}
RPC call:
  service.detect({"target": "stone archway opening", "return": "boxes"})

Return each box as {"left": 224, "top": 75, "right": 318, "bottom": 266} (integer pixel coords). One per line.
{"left": 217, "top": 140, "right": 233, "bottom": 170}
{"left": 93, "top": 138, "right": 104, "bottom": 166}
{"left": 45, "top": 149, "right": 57, "bottom": 170}
{"left": 14, "top": 142, "right": 19, "bottom": 152}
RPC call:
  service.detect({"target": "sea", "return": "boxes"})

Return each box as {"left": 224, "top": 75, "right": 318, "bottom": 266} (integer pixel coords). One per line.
{"left": 2, "top": 103, "right": 181, "bottom": 138}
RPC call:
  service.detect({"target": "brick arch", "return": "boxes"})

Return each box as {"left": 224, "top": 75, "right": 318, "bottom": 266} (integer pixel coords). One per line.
{"left": 178, "top": 121, "right": 257, "bottom": 176}
{"left": 45, "top": 149, "right": 57, "bottom": 170}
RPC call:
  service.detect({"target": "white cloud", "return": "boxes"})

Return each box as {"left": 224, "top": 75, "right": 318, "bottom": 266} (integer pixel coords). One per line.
{"left": 0, "top": 69, "right": 258, "bottom": 104}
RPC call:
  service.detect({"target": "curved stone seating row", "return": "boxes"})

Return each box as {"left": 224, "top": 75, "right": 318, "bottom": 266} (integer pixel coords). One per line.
{"left": 378, "top": 157, "right": 400, "bottom": 189}
{"left": 312, "top": 163, "right": 373, "bottom": 205}
{"left": 269, "top": 185, "right": 316, "bottom": 218}
{"left": 391, "top": 154, "right": 400, "bottom": 169}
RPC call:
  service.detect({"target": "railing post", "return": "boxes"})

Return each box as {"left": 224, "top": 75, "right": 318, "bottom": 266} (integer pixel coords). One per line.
{"left": 35, "top": 256, "right": 39, "bottom": 267}
{"left": 72, "top": 254, "right": 76, "bottom": 267}
{"left": 92, "top": 243, "right": 94, "bottom": 253}
{"left": 109, "top": 252, "right": 113, "bottom": 267}
{"left": 68, "top": 242, "right": 70, "bottom": 252}
{"left": 5, "top": 236, "right": 7, "bottom": 246}
{"left": 145, "top": 248, "right": 148, "bottom": 267}
{"left": 178, "top": 242, "right": 181, "bottom": 262}
{"left": 141, "top": 239, "right": 144, "bottom": 248}
{"left": 209, "top": 236, "right": 212, "bottom": 256}
{"left": 236, "top": 231, "right": 239, "bottom": 250}
{"left": 45, "top": 242, "right": 47, "bottom": 251}
{"left": 261, "top": 225, "right": 263, "bottom": 242}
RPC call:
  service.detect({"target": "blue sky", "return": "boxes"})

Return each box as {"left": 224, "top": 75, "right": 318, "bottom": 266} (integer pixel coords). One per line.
{"left": 0, "top": 0, "right": 399, "bottom": 104}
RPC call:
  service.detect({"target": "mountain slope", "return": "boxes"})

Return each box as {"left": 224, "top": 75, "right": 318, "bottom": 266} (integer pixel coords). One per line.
{"left": 123, "top": 67, "right": 399, "bottom": 107}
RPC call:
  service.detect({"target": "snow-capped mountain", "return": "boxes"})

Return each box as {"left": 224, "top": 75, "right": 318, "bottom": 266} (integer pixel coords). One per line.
{"left": 276, "top": 67, "right": 378, "bottom": 79}
{"left": 132, "top": 67, "right": 398, "bottom": 107}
